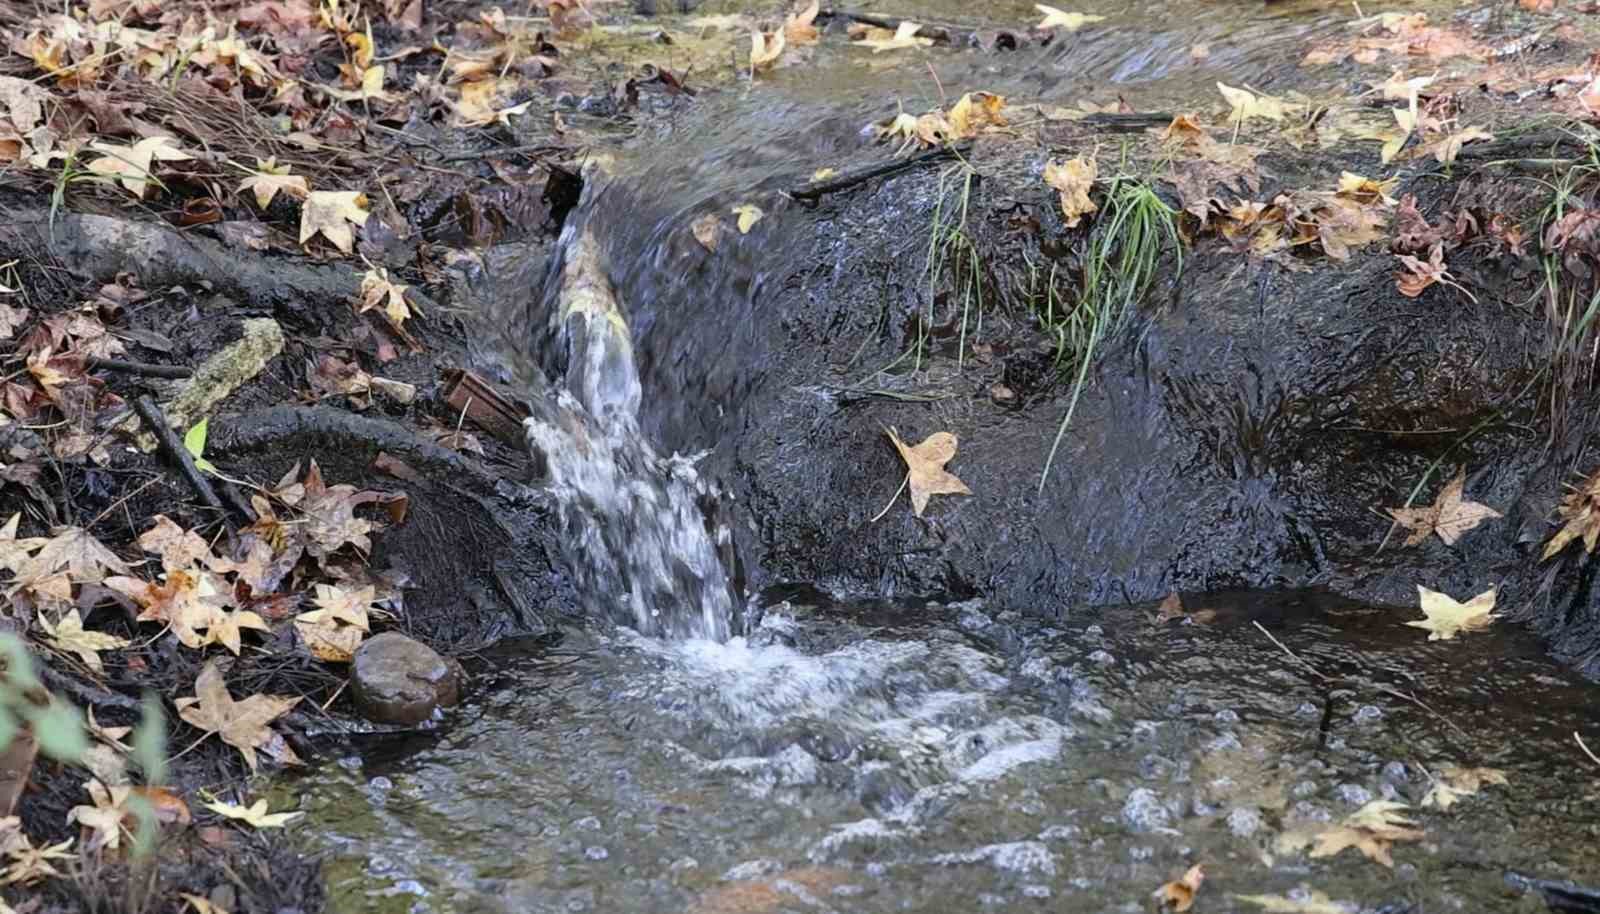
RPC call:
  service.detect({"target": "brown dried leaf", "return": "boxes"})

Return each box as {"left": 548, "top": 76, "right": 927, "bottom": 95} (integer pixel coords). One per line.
{"left": 175, "top": 660, "right": 301, "bottom": 772}
{"left": 1043, "top": 156, "right": 1097, "bottom": 227}
{"left": 1385, "top": 470, "right": 1501, "bottom": 545}
{"left": 885, "top": 427, "right": 972, "bottom": 517}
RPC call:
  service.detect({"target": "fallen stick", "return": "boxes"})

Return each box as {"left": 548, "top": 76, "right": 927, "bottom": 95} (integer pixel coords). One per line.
{"left": 132, "top": 395, "right": 227, "bottom": 520}
{"left": 86, "top": 356, "right": 192, "bottom": 379}
{"left": 790, "top": 143, "right": 971, "bottom": 201}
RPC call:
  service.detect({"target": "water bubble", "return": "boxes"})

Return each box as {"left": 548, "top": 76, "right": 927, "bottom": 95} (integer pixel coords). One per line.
{"left": 1352, "top": 704, "right": 1384, "bottom": 725}
{"left": 1336, "top": 783, "right": 1373, "bottom": 806}
{"left": 583, "top": 846, "right": 609, "bottom": 861}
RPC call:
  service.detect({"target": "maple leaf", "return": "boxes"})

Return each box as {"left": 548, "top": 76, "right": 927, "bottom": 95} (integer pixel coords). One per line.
{"left": 298, "top": 190, "right": 370, "bottom": 254}
{"left": 750, "top": 28, "right": 785, "bottom": 71}
{"left": 1313, "top": 196, "right": 1387, "bottom": 261}
{"left": 731, "top": 204, "right": 763, "bottom": 234}
{"left": 298, "top": 459, "right": 382, "bottom": 560}
{"left": 1308, "top": 800, "right": 1423, "bottom": 867}
{"left": 1218, "top": 82, "right": 1289, "bottom": 124}
{"left": 0, "top": 513, "right": 44, "bottom": 575}
{"left": 1235, "top": 890, "right": 1349, "bottom": 914}
{"left": 359, "top": 267, "right": 417, "bottom": 330}
{"left": 1035, "top": 5, "right": 1105, "bottom": 30}
{"left": 36, "top": 609, "right": 129, "bottom": 673}
{"left": 176, "top": 660, "right": 301, "bottom": 772}
{"left": 0, "top": 832, "right": 74, "bottom": 885}
{"left": 238, "top": 157, "right": 309, "bottom": 209}
{"left": 854, "top": 21, "right": 934, "bottom": 52}
{"left": 946, "top": 91, "right": 1007, "bottom": 138}
{"left": 294, "top": 582, "right": 373, "bottom": 661}
{"left": 1386, "top": 470, "right": 1500, "bottom": 545}
{"left": 1421, "top": 765, "right": 1508, "bottom": 810}
{"left": 1543, "top": 466, "right": 1600, "bottom": 559}
{"left": 1430, "top": 126, "right": 1492, "bottom": 166}
{"left": 0, "top": 302, "right": 28, "bottom": 341}
{"left": 201, "top": 606, "right": 270, "bottom": 655}
{"left": 885, "top": 427, "right": 972, "bottom": 517}
{"left": 1044, "top": 156, "right": 1097, "bottom": 227}
{"left": 784, "top": 0, "right": 820, "bottom": 44}
{"left": 67, "top": 779, "right": 132, "bottom": 852}
{"left": 1154, "top": 863, "right": 1205, "bottom": 912}
{"left": 135, "top": 515, "right": 216, "bottom": 572}
{"left": 1408, "top": 585, "right": 1496, "bottom": 640}
{"left": 18, "top": 526, "right": 129, "bottom": 586}
{"left": 324, "top": 64, "right": 392, "bottom": 102}
{"left": 85, "top": 136, "right": 194, "bottom": 199}
{"left": 1337, "top": 171, "right": 1398, "bottom": 207}
{"left": 1396, "top": 243, "right": 1469, "bottom": 299}
{"left": 203, "top": 797, "right": 303, "bottom": 829}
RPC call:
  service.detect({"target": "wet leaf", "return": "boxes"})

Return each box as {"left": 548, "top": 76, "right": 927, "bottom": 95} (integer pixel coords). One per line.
{"left": 1043, "top": 155, "right": 1097, "bottom": 227}
{"left": 1408, "top": 585, "right": 1496, "bottom": 640}
{"left": 1386, "top": 470, "right": 1501, "bottom": 545}
{"left": 885, "top": 427, "right": 972, "bottom": 517}
{"left": 1155, "top": 863, "right": 1205, "bottom": 911}
{"left": 853, "top": 21, "right": 933, "bottom": 53}
{"left": 1430, "top": 126, "right": 1492, "bottom": 166}
{"left": 1235, "top": 890, "right": 1349, "bottom": 914}
{"left": 136, "top": 515, "right": 216, "bottom": 572}
{"left": 1034, "top": 5, "right": 1105, "bottom": 30}
{"left": 184, "top": 418, "right": 218, "bottom": 475}
{"left": 68, "top": 779, "right": 131, "bottom": 852}
{"left": 1421, "top": 765, "right": 1508, "bottom": 810}
{"left": 946, "top": 91, "right": 1007, "bottom": 138}
{"left": 749, "top": 28, "right": 785, "bottom": 71}
{"left": 36, "top": 609, "right": 129, "bottom": 673}
{"left": 1543, "top": 466, "right": 1600, "bottom": 559}
{"left": 85, "top": 136, "right": 194, "bottom": 199}
{"left": 359, "top": 267, "right": 417, "bottom": 330}
{"left": 692, "top": 212, "right": 721, "bottom": 251}
{"left": 784, "top": 0, "right": 820, "bottom": 45}
{"left": 203, "top": 797, "right": 303, "bottom": 829}
{"left": 180, "top": 893, "right": 230, "bottom": 914}
{"left": 731, "top": 203, "right": 763, "bottom": 234}
{"left": 19, "top": 526, "right": 129, "bottom": 586}
{"left": 1218, "top": 82, "right": 1288, "bottom": 124}
{"left": 175, "top": 660, "right": 301, "bottom": 773}
{"left": 237, "top": 157, "right": 308, "bottom": 209}
{"left": 1306, "top": 800, "right": 1423, "bottom": 867}
{"left": 298, "top": 190, "right": 370, "bottom": 254}
{"left": 1395, "top": 243, "right": 1455, "bottom": 298}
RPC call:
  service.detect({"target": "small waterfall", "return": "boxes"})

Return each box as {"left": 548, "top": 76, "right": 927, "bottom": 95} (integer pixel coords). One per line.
{"left": 522, "top": 211, "right": 739, "bottom": 642}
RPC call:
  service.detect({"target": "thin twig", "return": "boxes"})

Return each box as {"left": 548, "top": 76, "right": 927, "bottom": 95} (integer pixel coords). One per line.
{"left": 1578, "top": 731, "right": 1600, "bottom": 769}
{"left": 86, "top": 357, "right": 192, "bottom": 380}
{"left": 132, "top": 395, "right": 227, "bottom": 520}
{"left": 1252, "top": 621, "right": 1326, "bottom": 679}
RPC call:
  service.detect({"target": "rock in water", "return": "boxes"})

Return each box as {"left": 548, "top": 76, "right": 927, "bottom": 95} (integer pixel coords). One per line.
{"left": 352, "top": 632, "right": 462, "bottom": 725}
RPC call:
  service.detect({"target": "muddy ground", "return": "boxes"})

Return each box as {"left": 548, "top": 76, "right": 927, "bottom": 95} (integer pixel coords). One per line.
{"left": 2, "top": 0, "right": 1600, "bottom": 911}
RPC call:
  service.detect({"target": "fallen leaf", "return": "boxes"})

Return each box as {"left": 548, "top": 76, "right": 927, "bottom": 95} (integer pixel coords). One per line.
{"left": 36, "top": 609, "right": 129, "bottom": 673}
{"left": 135, "top": 515, "right": 216, "bottom": 573}
{"left": 784, "top": 0, "right": 820, "bottom": 44}
{"left": 0, "top": 302, "right": 27, "bottom": 341}
{"left": 811, "top": 167, "right": 837, "bottom": 182}
{"left": 1314, "top": 196, "right": 1387, "bottom": 261}
{"left": 1043, "top": 156, "right": 1097, "bottom": 227}
{"left": 180, "top": 894, "right": 230, "bottom": 914}
{"left": 946, "top": 91, "right": 1007, "bottom": 138}
{"left": 16, "top": 526, "right": 129, "bottom": 587}
{"left": 85, "top": 136, "right": 194, "bottom": 199}
{"left": 1431, "top": 126, "right": 1492, "bottom": 166}
{"left": 886, "top": 427, "right": 972, "bottom": 517}
{"left": 203, "top": 798, "right": 303, "bottom": 829}
{"left": 750, "top": 28, "right": 785, "bottom": 71}
{"left": 1337, "top": 172, "right": 1398, "bottom": 206}
{"left": 1155, "top": 863, "right": 1206, "bottom": 911}
{"left": 1308, "top": 800, "right": 1423, "bottom": 867}
{"left": 1386, "top": 470, "right": 1501, "bottom": 545}
{"left": 237, "top": 157, "right": 308, "bottom": 209}
{"left": 1380, "top": 69, "right": 1435, "bottom": 105}
{"left": 67, "top": 779, "right": 131, "bottom": 852}
{"left": 358, "top": 267, "right": 417, "bottom": 330}
{"left": 1395, "top": 243, "right": 1458, "bottom": 298}
{"left": 692, "top": 212, "right": 721, "bottom": 251}
{"left": 731, "top": 203, "right": 763, "bottom": 233}
{"left": 1218, "top": 82, "right": 1288, "bottom": 124}
{"left": 1035, "top": 5, "right": 1105, "bottom": 30}
{"left": 1420, "top": 765, "right": 1508, "bottom": 809}
{"left": 175, "top": 660, "right": 301, "bottom": 772}
{"left": 323, "top": 64, "right": 392, "bottom": 102}
{"left": 1543, "top": 466, "right": 1600, "bottom": 559}
{"left": 0, "top": 830, "right": 73, "bottom": 885}
{"left": 854, "top": 21, "right": 933, "bottom": 53}
{"left": 1409, "top": 585, "right": 1496, "bottom": 640}
{"left": 298, "top": 190, "right": 370, "bottom": 254}
{"left": 1235, "top": 890, "right": 1350, "bottom": 914}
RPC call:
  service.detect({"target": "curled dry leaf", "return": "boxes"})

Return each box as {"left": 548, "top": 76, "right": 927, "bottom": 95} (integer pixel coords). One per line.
{"left": 1043, "top": 155, "right": 1097, "bottom": 227}
{"left": 1409, "top": 585, "right": 1496, "bottom": 640}
{"left": 1395, "top": 243, "right": 1451, "bottom": 297}
{"left": 853, "top": 21, "right": 933, "bottom": 52}
{"left": 1155, "top": 863, "right": 1206, "bottom": 911}
{"left": 885, "top": 427, "right": 972, "bottom": 517}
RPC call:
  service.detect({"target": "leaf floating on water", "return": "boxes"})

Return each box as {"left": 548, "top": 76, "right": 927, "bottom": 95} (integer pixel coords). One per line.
{"left": 1234, "top": 890, "right": 1350, "bottom": 914}
{"left": 1386, "top": 469, "right": 1501, "bottom": 545}
{"left": 1409, "top": 585, "right": 1496, "bottom": 640}
{"left": 853, "top": 21, "right": 934, "bottom": 53}
{"left": 1043, "top": 155, "right": 1097, "bottom": 227}
{"left": 885, "top": 427, "right": 972, "bottom": 517}
{"left": 1034, "top": 4, "right": 1105, "bottom": 30}
{"left": 783, "top": 0, "right": 820, "bottom": 45}
{"left": 811, "top": 167, "right": 837, "bottom": 182}
{"left": 203, "top": 797, "right": 304, "bottom": 829}
{"left": 749, "top": 28, "right": 785, "bottom": 71}
{"left": 1302, "top": 800, "right": 1424, "bottom": 867}
{"left": 731, "top": 203, "right": 764, "bottom": 234}
{"left": 1154, "top": 863, "right": 1205, "bottom": 911}
{"left": 1420, "top": 765, "right": 1508, "bottom": 810}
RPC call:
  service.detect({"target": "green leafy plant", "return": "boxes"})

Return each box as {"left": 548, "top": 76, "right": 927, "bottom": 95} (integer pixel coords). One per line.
{"left": 184, "top": 418, "right": 219, "bottom": 475}
{"left": 0, "top": 634, "right": 89, "bottom": 762}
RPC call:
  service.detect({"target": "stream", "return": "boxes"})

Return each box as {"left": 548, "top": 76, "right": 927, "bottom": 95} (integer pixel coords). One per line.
{"left": 300, "top": 1, "right": 1600, "bottom": 911}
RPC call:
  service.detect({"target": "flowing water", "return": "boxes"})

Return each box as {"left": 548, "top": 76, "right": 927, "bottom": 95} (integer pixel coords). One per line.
{"left": 301, "top": 1, "right": 1600, "bottom": 911}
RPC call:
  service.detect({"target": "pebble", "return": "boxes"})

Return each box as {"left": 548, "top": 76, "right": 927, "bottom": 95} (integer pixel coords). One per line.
{"left": 1121, "top": 788, "right": 1171, "bottom": 832}
{"left": 1291, "top": 779, "right": 1319, "bottom": 798}
{"left": 351, "top": 632, "right": 462, "bottom": 725}
{"left": 1226, "top": 807, "right": 1263, "bottom": 837}
{"left": 1335, "top": 783, "right": 1373, "bottom": 806}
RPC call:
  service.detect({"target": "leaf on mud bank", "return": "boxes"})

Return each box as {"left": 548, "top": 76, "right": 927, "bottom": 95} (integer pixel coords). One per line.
{"left": 1408, "top": 585, "right": 1496, "bottom": 640}
{"left": 176, "top": 660, "right": 301, "bottom": 772}
{"left": 36, "top": 609, "right": 129, "bottom": 672}
{"left": 1385, "top": 469, "right": 1501, "bottom": 545}
{"left": 237, "top": 157, "right": 308, "bottom": 209}
{"left": 885, "top": 427, "right": 972, "bottom": 517}
{"left": 1154, "top": 863, "right": 1205, "bottom": 911}
{"left": 731, "top": 203, "right": 763, "bottom": 234}
{"left": 1421, "top": 765, "right": 1508, "bottom": 810}
{"left": 947, "top": 91, "right": 1007, "bottom": 138}
{"left": 1035, "top": 5, "right": 1105, "bottom": 31}
{"left": 1284, "top": 800, "right": 1423, "bottom": 867}
{"left": 86, "top": 136, "right": 194, "bottom": 199}
{"left": 16, "top": 526, "right": 129, "bottom": 589}
{"left": 1235, "top": 889, "right": 1350, "bottom": 914}
{"left": 1217, "top": 82, "right": 1291, "bottom": 124}
{"left": 852, "top": 21, "right": 934, "bottom": 53}
{"left": 203, "top": 797, "right": 303, "bottom": 829}
{"left": 298, "top": 190, "right": 370, "bottom": 254}
{"left": 136, "top": 515, "right": 217, "bottom": 572}
{"left": 1395, "top": 243, "right": 1470, "bottom": 299}
{"left": 1312, "top": 195, "right": 1388, "bottom": 261}
{"left": 1043, "top": 155, "right": 1096, "bottom": 227}
{"left": 1429, "top": 125, "right": 1492, "bottom": 166}
{"left": 359, "top": 267, "right": 418, "bottom": 331}
{"left": 1541, "top": 466, "right": 1600, "bottom": 559}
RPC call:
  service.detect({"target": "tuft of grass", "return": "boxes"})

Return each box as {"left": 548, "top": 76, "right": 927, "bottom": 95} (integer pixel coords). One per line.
{"left": 1536, "top": 128, "right": 1600, "bottom": 438}
{"left": 1037, "top": 176, "right": 1180, "bottom": 492}
{"left": 917, "top": 163, "right": 987, "bottom": 370}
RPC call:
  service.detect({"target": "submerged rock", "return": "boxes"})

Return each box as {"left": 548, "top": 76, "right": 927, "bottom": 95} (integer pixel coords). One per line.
{"left": 352, "top": 632, "right": 462, "bottom": 725}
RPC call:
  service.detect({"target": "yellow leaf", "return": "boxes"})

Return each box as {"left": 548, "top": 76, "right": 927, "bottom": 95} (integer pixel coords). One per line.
{"left": 1034, "top": 4, "right": 1105, "bottom": 30}
{"left": 854, "top": 21, "right": 933, "bottom": 52}
{"left": 203, "top": 798, "right": 303, "bottom": 829}
{"left": 1420, "top": 766, "right": 1508, "bottom": 810}
{"left": 946, "top": 91, "right": 1007, "bottom": 139}
{"left": 1543, "top": 466, "right": 1600, "bottom": 559}
{"left": 811, "top": 167, "right": 837, "bottom": 181}
{"left": 750, "top": 28, "right": 785, "bottom": 71}
{"left": 238, "top": 157, "right": 309, "bottom": 209}
{"left": 885, "top": 427, "right": 972, "bottom": 517}
{"left": 784, "top": 0, "right": 820, "bottom": 44}
{"left": 1154, "top": 863, "right": 1205, "bottom": 911}
{"left": 1043, "top": 156, "right": 1097, "bottom": 227}
{"left": 36, "top": 609, "right": 129, "bottom": 673}
{"left": 731, "top": 203, "right": 763, "bottom": 234}
{"left": 324, "top": 64, "right": 391, "bottom": 102}
{"left": 175, "top": 660, "right": 301, "bottom": 772}
{"left": 1217, "top": 82, "right": 1288, "bottom": 124}
{"left": 1431, "top": 126, "right": 1492, "bottom": 166}
{"left": 359, "top": 267, "right": 417, "bottom": 329}
{"left": 86, "top": 136, "right": 194, "bottom": 199}
{"left": 1408, "top": 586, "right": 1496, "bottom": 640}
{"left": 299, "top": 190, "right": 370, "bottom": 254}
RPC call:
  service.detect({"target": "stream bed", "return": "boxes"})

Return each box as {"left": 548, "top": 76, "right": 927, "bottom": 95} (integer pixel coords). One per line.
{"left": 302, "top": 592, "right": 1600, "bottom": 913}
